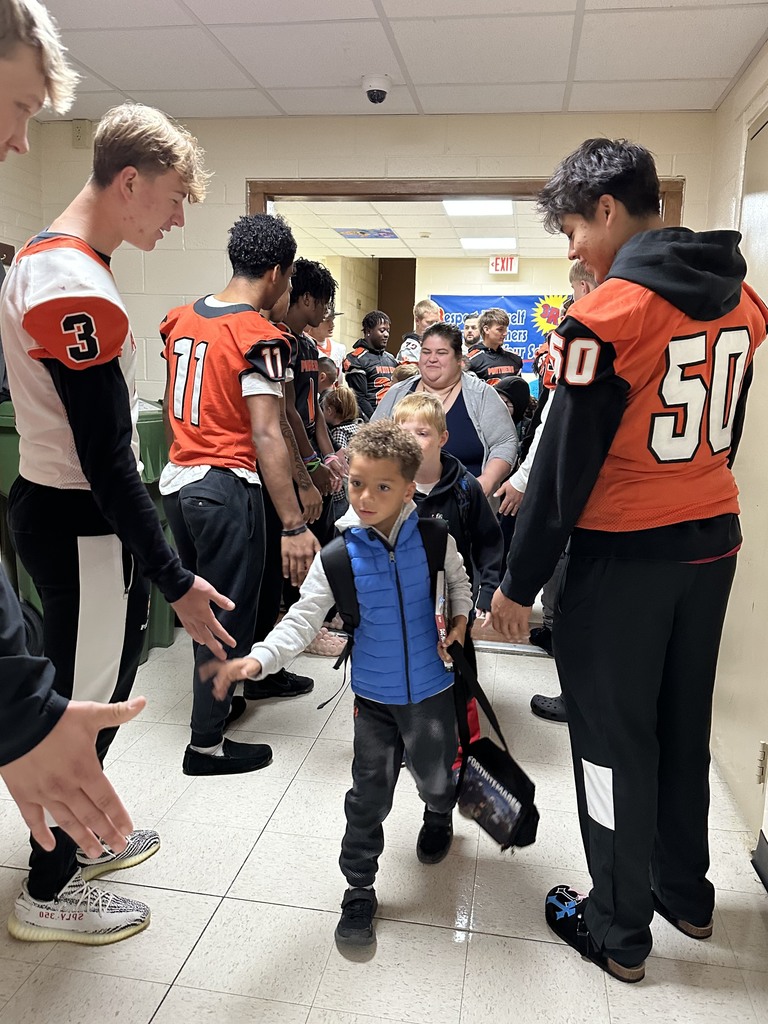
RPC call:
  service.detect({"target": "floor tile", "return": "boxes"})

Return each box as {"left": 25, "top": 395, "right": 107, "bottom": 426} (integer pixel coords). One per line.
{"left": 42, "top": 883, "right": 219, "bottom": 983}
{"left": 471, "top": 859, "right": 593, "bottom": 942}
{"left": 607, "top": 958, "right": 757, "bottom": 1023}
{"left": 315, "top": 918, "right": 467, "bottom": 1024}
{"left": 0, "top": 966, "right": 167, "bottom": 1024}
{"left": 177, "top": 899, "right": 334, "bottom": 1004}
{"left": 718, "top": 888, "right": 768, "bottom": 971}
{"left": 307, "top": 1011, "right": 408, "bottom": 1024}
{"left": 162, "top": 772, "right": 290, "bottom": 830}
{"left": 227, "top": 730, "right": 314, "bottom": 781}
{"left": 0, "top": 869, "right": 53, "bottom": 965}
{"left": 708, "top": 829, "right": 765, "bottom": 894}
{"left": 296, "top": 739, "right": 355, "bottom": 786}
{"left": 461, "top": 933, "right": 611, "bottom": 1024}
{"left": 120, "top": 818, "right": 259, "bottom": 896}
{"left": 477, "top": 807, "right": 588, "bottom": 874}
{"left": 650, "top": 907, "right": 738, "bottom": 969}
{"left": 742, "top": 969, "right": 768, "bottom": 1024}
{"left": 152, "top": 986, "right": 310, "bottom": 1023}
{"left": 0, "top": 803, "right": 31, "bottom": 866}
{"left": 102, "top": 718, "right": 155, "bottom": 766}
{"left": 0, "top": 957, "right": 36, "bottom": 1003}
{"left": 102, "top": 760, "right": 194, "bottom": 824}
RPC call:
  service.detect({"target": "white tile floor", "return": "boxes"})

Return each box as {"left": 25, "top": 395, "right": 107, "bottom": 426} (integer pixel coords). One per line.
{"left": 0, "top": 632, "right": 767, "bottom": 1024}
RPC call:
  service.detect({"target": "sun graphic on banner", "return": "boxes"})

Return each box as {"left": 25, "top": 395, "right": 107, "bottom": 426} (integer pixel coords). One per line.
{"left": 532, "top": 295, "right": 568, "bottom": 337}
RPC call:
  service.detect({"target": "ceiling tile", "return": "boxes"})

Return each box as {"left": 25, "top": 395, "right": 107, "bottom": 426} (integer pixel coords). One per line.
{"left": 570, "top": 79, "right": 730, "bottom": 111}
{"left": 129, "top": 90, "right": 281, "bottom": 118}
{"left": 38, "top": 91, "right": 128, "bottom": 121}
{"left": 303, "top": 202, "right": 379, "bottom": 215}
{"left": 371, "top": 201, "right": 446, "bottom": 216}
{"left": 211, "top": 22, "right": 404, "bottom": 90}
{"left": 183, "top": 0, "right": 379, "bottom": 24}
{"left": 51, "top": 0, "right": 195, "bottom": 29}
{"left": 382, "top": 0, "right": 577, "bottom": 14}
{"left": 587, "top": 0, "right": 764, "bottom": 7}
{"left": 417, "top": 83, "right": 566, "bottom": 114}
{"left": 269, "top": 87, "right": 417, "bottom": 116}
{"left": 60, "top": 28, "right": 253, "bottom": 91}
{"left": 69, "top": 68, "right": 117, "bottom": 93}
{"left": 577, "top": 8, "right": 768, "bottom": 81}
{"left": 391, "top": 16, "right": 574, "bottom": 85}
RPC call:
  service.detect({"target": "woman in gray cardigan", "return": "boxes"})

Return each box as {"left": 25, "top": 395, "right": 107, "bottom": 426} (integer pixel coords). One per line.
{"left": 373, "top": 322, "right": 517, "bottom": 497}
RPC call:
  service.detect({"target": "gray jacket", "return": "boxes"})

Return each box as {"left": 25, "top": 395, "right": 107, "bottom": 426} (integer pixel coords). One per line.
{"left": 373, "top": 372, "right": 518, "bottom": 472}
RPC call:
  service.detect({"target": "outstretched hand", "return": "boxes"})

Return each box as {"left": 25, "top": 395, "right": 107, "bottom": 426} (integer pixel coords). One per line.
{"left": 199, "top": 656, "right": 262, "bottom": 702}
{"left": 172, "top": 575, "right": 236, "bottom": 660}
{"left": 0, "top": 697, "right": 146, "bottom": 857}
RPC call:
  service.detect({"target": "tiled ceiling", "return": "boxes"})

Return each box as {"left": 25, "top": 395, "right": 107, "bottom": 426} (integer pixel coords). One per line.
{"left": 272, "top": 199, "right": 567, "bottom": 260}
{"left": 41, "top": 0, "right": 768, "bottom": 121}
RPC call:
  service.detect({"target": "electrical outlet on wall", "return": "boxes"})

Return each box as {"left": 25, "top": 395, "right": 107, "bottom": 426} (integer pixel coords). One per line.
{"left": 71, "top": 119, "right": 92, "bottom": 149}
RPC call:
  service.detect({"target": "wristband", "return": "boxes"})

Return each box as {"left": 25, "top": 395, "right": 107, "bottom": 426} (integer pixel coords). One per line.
{"left": 281, "top": 524, "right": 309, "bottom": 537}
{"left": 302, "top": 452, "right": 320, "bottom": 464}
{"left": 307, "top": 460, "right": 322, "bottom": 474}
{"left": 322, "top": 454, "right": 336, "bottom": 464}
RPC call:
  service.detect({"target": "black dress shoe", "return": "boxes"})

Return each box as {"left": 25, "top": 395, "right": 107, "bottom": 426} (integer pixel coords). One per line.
{"left": 243, "top": 668, "right": 314, "bottom": 699}
{"left": 182, "top": 738, "right": 272, "bottom": 776}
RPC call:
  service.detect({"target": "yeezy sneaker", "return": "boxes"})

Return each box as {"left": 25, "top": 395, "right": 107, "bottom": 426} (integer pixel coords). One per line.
{"left": 8, "top": 870, "right": 150, "bottom": 945}
{"left": 335, "top": 887, "right": 378, "bottom": 947}
{"left": 77, "top": 829, "right": 160, "bottom": 882}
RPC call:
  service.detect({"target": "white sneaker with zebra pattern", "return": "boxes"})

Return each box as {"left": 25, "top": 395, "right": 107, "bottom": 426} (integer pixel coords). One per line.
{"left": 76, "top": 828, "right": 160, "bottom": 881}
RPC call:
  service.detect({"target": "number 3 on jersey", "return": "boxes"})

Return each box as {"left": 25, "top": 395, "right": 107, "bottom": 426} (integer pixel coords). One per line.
{"left": 171, "top": 337, "right": 208, "bottom": 427}
{"left": 649, "top": 327, "right": 750, "bottom": 463}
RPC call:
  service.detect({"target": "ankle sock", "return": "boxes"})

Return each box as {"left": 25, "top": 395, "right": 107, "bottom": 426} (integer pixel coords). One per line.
{"left": 190, "top": 741, "right": 224, "bottom": 757}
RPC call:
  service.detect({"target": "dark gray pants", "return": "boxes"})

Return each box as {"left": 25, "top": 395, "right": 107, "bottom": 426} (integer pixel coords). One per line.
{"left": 164, "top": 469, "right": 265, "bottom": 747}
{"left": 340, "top": 688, "right": 457, "bottom": 887}
{"left": 555, "top": 552, "right": 736, "bottom": 967}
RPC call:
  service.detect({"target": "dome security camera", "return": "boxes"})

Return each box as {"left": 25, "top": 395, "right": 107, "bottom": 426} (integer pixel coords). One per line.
{"left": 362, "top": 74, "right": 391, "bottom": 105}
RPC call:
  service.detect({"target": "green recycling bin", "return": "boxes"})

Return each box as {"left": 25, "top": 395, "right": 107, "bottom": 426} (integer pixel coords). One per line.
{"left": 0, "top": 398, "right": 177, "bottom": 661}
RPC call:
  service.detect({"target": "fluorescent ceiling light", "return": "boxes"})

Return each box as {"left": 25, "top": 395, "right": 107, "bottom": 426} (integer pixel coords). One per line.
{"left": 460, "top": 237, "right": 517, "bottom": 250}
{"left": 443, "top": 199, "right": 514, "bottom": 217}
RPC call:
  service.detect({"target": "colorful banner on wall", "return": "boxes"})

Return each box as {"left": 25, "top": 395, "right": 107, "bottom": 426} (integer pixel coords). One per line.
{"left": 430, "top": 293, "right": 568, "bottom": 371}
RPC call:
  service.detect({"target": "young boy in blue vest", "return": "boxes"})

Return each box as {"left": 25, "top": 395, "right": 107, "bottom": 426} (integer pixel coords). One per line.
{"left": 206, "top": 420, "right": 473, "bottom": 947}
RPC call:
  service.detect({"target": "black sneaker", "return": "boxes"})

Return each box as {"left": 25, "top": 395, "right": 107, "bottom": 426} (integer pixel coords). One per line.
{"left": 545, "top": 885, "right": 646, "bottom": 984}
{"left": 416, "top": 810, "right": 453, "bottom": 865}
{"left": 530, "top": 693, "right": 568, "bottom": 723}
{"left": 182, "top": 738, "right": 273, "bottom": 776}
{"left": 335, "top": 887, "right": 378, "bottom": 947}
{"left": 243, "top": 668, "right": 314, "bottom": 699}
{"left": 529, "top": 626, "right": 553, "bottom": 656}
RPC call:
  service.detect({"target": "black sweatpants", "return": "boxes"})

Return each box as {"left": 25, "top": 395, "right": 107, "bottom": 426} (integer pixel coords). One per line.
{"left": 340, "top": 688, "right": 457, "bottom": 888}
{"left": 164, "top": 469, "right": 265, "bottom": 747}
{"left": 554, "top": 552, "right": 737, "bottom": 967}
{"left": 8, "top": 477, "right": 150, "bottom": 900}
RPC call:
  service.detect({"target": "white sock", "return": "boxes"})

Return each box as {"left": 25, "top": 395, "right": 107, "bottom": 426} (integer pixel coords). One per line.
{"left": 190, "top": 741, "right": 224, "bottom": 757}
{"left": 348, "top": 884, "right": 374, "bottom": 891}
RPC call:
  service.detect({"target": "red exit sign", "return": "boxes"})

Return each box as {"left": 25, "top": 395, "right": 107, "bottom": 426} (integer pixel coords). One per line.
{"left": 488, "top": 255, "right": 518, "bottom": 274}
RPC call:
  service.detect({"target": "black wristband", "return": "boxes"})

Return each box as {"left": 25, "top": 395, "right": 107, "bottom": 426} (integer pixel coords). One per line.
{"left": 281, "top": 524, "right": 309, "bottom": 537}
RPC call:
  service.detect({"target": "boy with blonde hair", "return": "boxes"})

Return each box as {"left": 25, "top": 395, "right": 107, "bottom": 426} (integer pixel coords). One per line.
{"left": 2, "top": 101, "right": 232, "bottom": 944}
{"left": 207, "top": 420, "right": 473, "bottom": 947}
{"left": 396, "top": 297, "right": 442, "bottom": 363}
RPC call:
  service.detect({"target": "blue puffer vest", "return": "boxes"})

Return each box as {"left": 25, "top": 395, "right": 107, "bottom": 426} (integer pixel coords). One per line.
{"left": 345, "top": 510, "right": 453, "bottom": 705}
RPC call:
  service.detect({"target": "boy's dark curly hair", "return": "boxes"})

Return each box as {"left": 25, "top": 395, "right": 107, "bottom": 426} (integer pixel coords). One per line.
{"left": 362, "top": 310, "right": 390, "bottom": 333}
{"left": 537, "top": 138, "right": 661, "bottom": 233}
{"left": 348, "top": 421, "right": 422, "bottom": 482}
{"left": 289, "top": 258, "right": 337, "bottom": 308}
{"left": 227, "top": 214, "right": 296, "bottom": 278}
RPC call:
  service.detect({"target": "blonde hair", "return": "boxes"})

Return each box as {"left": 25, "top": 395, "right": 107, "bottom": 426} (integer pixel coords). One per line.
{"left": 392, "top": 393, "right": 447, "bottom": 435}
{"left": 0, "top": 0, "right": 78, "bottom": 113}
{"left": 478, "top": 306, "right": 510, "bottom": 337}
{"left": 568, "top": 260, "right": 596, "bottom": 288}
{"left": 413, "top": 298, "right": 440, "bottom": 322}
{"left": 92, "top": 104, "right": 211, "bottom": 202}
{"left": 348, "top": 421, "right": 422, "bottom": 481}
{"left": 323, "top": 385, "right": 358, "bottom": 425}
{"left": 391, "top": 361, "right": 420, "bottom": 384}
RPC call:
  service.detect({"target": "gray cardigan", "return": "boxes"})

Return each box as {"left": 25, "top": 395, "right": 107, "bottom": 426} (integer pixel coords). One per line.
{"left": 373, "top": 372, "right": 518, "bottom": 472}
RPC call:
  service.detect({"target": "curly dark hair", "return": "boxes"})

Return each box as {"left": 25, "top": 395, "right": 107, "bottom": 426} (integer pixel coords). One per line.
{"left": 537, "top": 138, "right": 661, "bottom": 233}
{"left": 227, "top": 214, "right": 296, "bottom": 278}
{"left": 421, "top": 322, "right": 462, "bottom": 358}
{"left": 361, "top": 310, "right": 391, "bottom": 333}
{"left": 289, "top": 258, "right": 337, "bottom": 308}
{"left": 348, "top": 421, "right": 422, "bottom": 481}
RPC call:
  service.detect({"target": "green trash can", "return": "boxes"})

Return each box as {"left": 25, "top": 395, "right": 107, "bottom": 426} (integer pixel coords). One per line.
{"left": 0, "top": 398, "right": 177, "bottom": 662}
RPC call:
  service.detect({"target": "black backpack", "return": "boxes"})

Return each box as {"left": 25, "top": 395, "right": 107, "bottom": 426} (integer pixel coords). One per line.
{"left": 320, "top": 518, "right": 449, "bottom": 668}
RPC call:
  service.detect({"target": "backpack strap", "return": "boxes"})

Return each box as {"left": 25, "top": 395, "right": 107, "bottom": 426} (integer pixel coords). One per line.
{"left": 416, "top": 517, "right": 449, "bottom": 598}
{"left": 319, "top": 535, "right": 359, "bottom": 670}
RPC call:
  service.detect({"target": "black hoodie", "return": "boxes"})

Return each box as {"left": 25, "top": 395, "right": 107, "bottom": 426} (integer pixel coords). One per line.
{"left": 502, "top": 228, "right": 768, "bottom": 606}
{"left": 413, "top": 450, "right": 502, "bottom": 611}
{"left": 342, "top": 337, "right": 397, "bottom": 420}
